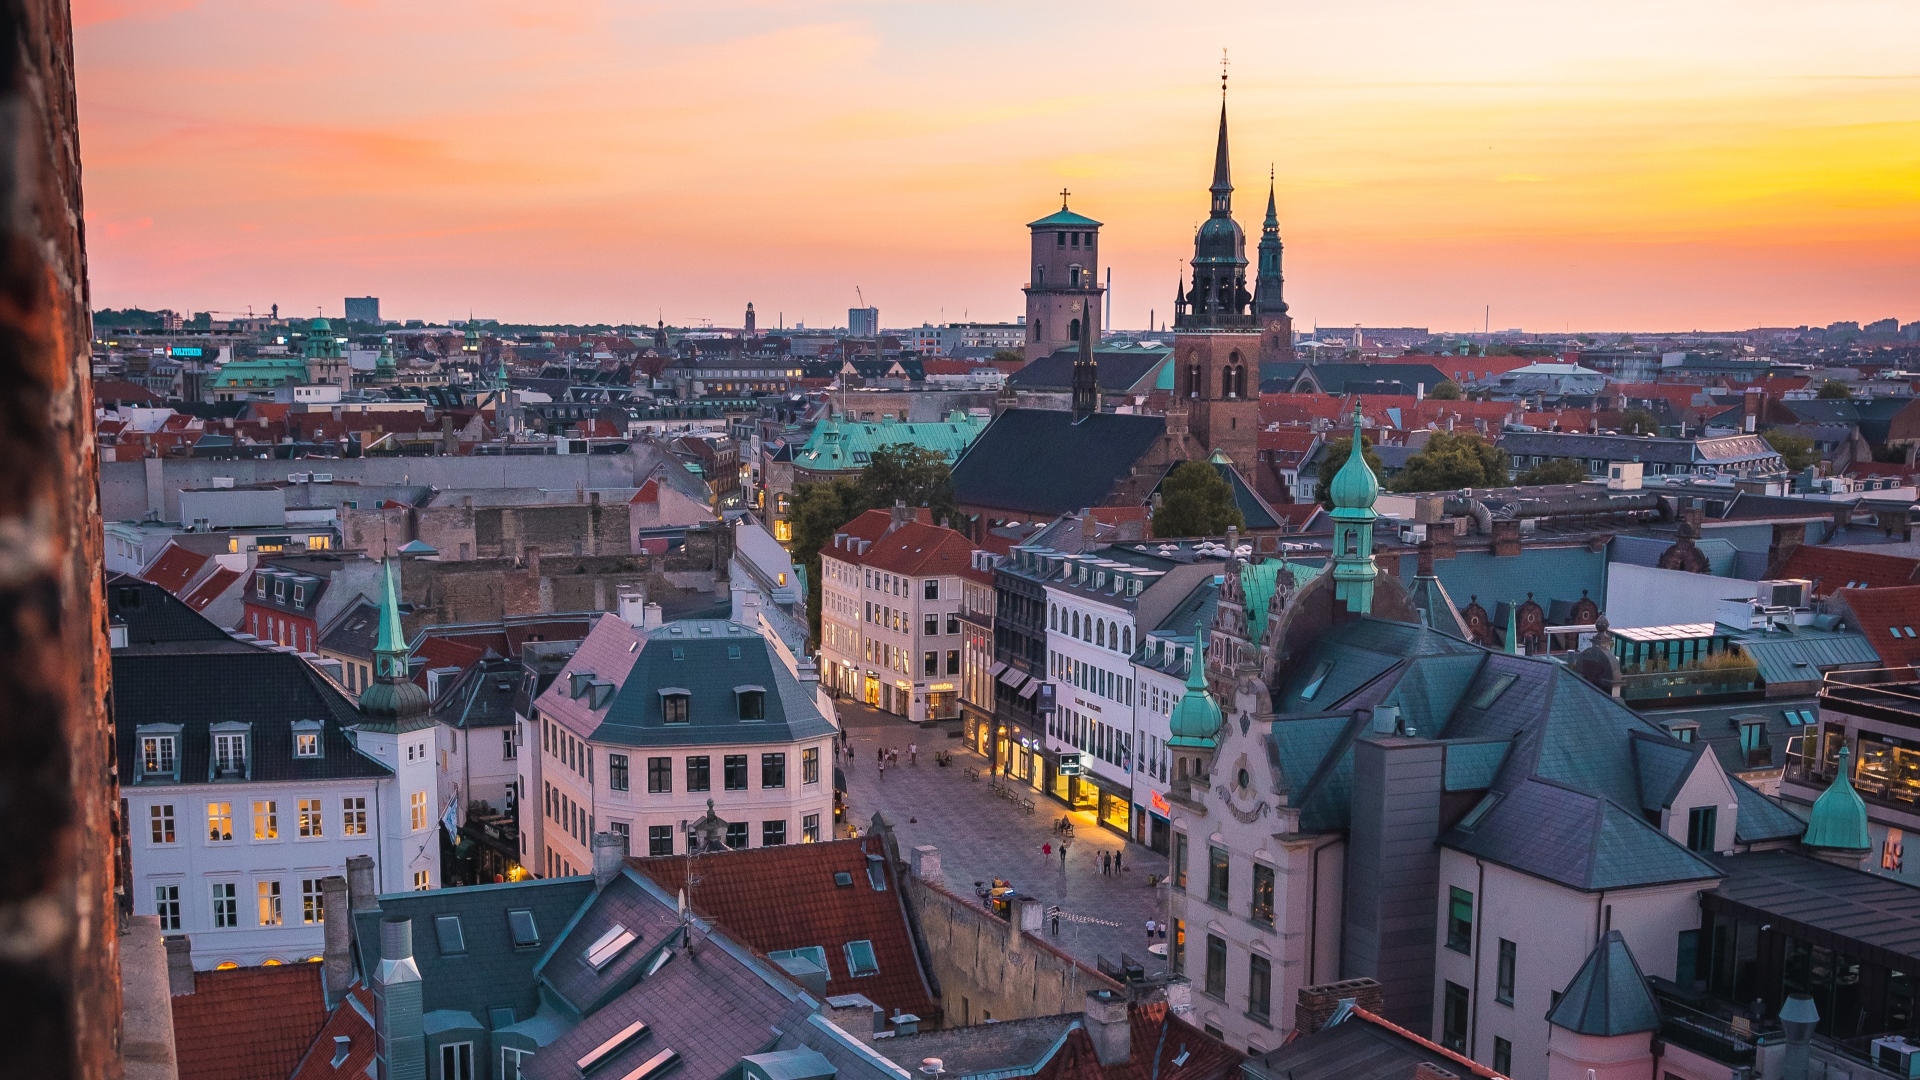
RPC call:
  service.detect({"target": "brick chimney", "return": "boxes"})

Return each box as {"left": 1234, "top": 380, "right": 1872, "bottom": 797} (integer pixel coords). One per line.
{"left": 164, "top": 935, "right": 195, "bottom": 997}
{"left": 1490, "top": 518, "right": 1521, "bottom": 557}
{"left": 1882, "top": 507, "right": 1912, "bottom": 542}
{"left": 1295, "top": 977, "right": 1386, "bottom": 1035}
{"left": 347, "top": 854, "right": 378, "bottom": 911}
{"left": 1767, "top": 522, "right": 1806, "bottom": 574}
{"left": 1416, "top": 540, "right": 1435, "bottom": 577}
{"left": 321, "top": 875, "right": 352, "bottom": 1005}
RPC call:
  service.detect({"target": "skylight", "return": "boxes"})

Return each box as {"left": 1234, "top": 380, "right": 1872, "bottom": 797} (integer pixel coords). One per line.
{"left": 434, "top": 914, "right": 466, "bottom": 956}
{"left": 1299, "top": 661, "right": 1333, "bottom": 702}
{"left": 1457, "top": 793, "right": 1500, "bottom": 831}
{"left": 833, "top": 871, "right": 854, "bottom": 887}
{"left": 844, "top": 939, "right": 879, "bottom": 977}
{"left": 575, "top": 1020, "right": 649, "bottom": 1074}
{"left": 585, "top": 924, "right": 637, "bottom": 971}
{"left": 1470, "top": 673, "right": 1518, "bottom": 711}
{"left": 506, "top": 908, "right": 540, "bottom": 948}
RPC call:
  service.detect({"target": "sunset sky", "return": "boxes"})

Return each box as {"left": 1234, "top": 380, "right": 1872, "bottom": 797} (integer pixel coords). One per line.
{"left": 75, "top": 1, "right": 1920, "bottom": 333}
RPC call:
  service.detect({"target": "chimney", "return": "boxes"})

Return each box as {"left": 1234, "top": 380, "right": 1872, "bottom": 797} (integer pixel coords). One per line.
{"left": 1083, "top": 990, "right": 1131, "bottom": 1066}
{"left": 909, "top": 844, "right": 942, "bottom": 884}
{"left": 524, "top": 544, "right": 541, "bottom": 578}
{"left": 889, "top": 499, "right": 909, "bottom": 532}
{"left": 822, "top": 994, "right": 884, "bottom": 1043}
{"left": 1883, "top": 507, "right": 1912, "bottom": 542}
{"left": 1006, "top": 896, "right": 1042, "bottom": 952}
{"left": 643, "top": 601, "right": 664, "bottom": 629}
{"left": 321, "top": 875, "right": 353, "bottom": 1005}
{"left": 373, "top": 918, "right": 425, "bottom": 1080}
{"left": 616, "top": 584, "right": 647, "bottom": 627}
{"left": 1767, "top": 522, "right": 1806, "bottom": 574}
{"left": 1830, "top": 504, "right": 1852, "bottom": 536}
{"left": 1489, "top": 518, "right": 1521, "bottom": 557}
{"left": 1743, "top": 387, "right": 1760, "bottom": 434}
{"left": 164, "top": 935, "right": 195, "bottom": 997}
{"left": 1295, "top": 978, "right": 1385, "bottom": 1035}
{"left": 592, "top": 830, "right": 627, "bottom": 887}
{"left": 1415, "top": 541, "right": 1435, "bottom": 578}
{"left": 1780, "top": 993, "right": 1818, "bottom": 1080}
{"left": 1429, "top": 526, "right": 1456, "bottom": 561}
{"left": 347, "top": 854, "right": 378, "bottom": 911}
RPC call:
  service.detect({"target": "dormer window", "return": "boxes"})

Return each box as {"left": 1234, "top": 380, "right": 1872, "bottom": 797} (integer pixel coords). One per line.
{"left": 140, "top": 733, "right": 177, "bottom": 777}
{"left": 212, "top": 729, "right": 248, "bottom": 778}
{"left": 660, "top": 689, "right": 691, "bottom": 724}
{"left": 256, "top": 575, "right": 268, "bottom": 597}
{"left": 293, "top": 720, "right": 322, "bottom": 759}
{"left": 736, "top": 687, "right": 766, "bottom": 721}
{"left": 292, "top": 584, "right": 306, "bottom": 610}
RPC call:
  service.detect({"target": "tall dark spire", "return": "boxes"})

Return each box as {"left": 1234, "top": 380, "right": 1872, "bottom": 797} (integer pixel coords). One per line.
{"left": 1071, "top": 300, "right": 1098, "bottom": 421}
{"left": 1255, "top": 166, "right": 1288, "bottom": 317}
{"left": 1209, "top": 104, "right": 1233, "bottom": 216}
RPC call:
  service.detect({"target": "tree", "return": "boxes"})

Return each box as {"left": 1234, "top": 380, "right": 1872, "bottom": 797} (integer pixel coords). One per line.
{"left": 1154, "top": 461, "right": 1244, "bottom": 538}
{"left": 1391, "top": 431, "right": 1509, "bottom": 492}
{"left": 1427, "top": 380, "right": 1463, "bottom": 400}
{"left": 1817, "top": 380, "right": 1854, "bottom": 399}
{"left": 1516, "top": 457, "right": 1590, "bottom": 486}
{"left": 991, "top": 349, "right": 1023, "bottom": 365}
{"left": 1764, "top": 430, "right": 1820, "bottom": 472}
{"left": 788, "top": 478, "right": 872, "bottom": 640}
{"left": 860, "top": 444, "right": 956, "bottom": 525}
{"left": 1619, "top": 408, "right": 1660, "bottom": 436}
{"left": 1315, "top": 433, "right": 1385, "bottom": 508}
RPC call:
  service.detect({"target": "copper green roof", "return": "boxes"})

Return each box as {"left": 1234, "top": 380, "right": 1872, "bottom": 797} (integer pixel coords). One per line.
{"left": 1803, "top": 745, "right": 1871, "bottom": 852}
{"left": 1328, "top": 406, "right": 1379, "bottom": 517}
{"left": 792, "top": 411, "right": 985, "bottom": 474}
{"left": 1168, "top": 631, "right": 1222, "bottom": 748}
{"left": 1027, "top": 207, "right": 1103, "bottom": 229}
{"left": 211, "top": 357, "right": 309, "bottom": 387}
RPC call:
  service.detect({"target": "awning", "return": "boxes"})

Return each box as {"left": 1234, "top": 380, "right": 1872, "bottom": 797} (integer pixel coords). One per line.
{"left": 998, "top": 667, "right": 1027, "bottom": 687}
{"left": 988, "top": 662, "right": 1008, "bottom": 680}
{"left": 1017, "top": 679, "right": 1041, "bottom": 699}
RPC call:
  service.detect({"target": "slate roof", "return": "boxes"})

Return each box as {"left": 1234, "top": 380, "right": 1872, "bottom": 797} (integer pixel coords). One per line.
{"left": 1399, "top": 546, "right": 1608, "bottom": 622}
{"left": 1735, "top": 628, "right": 1881, "bottom": 685}
{"left": 1497, "top": 430, "right": 1780, "bottom": 468}
{"left": 1244, "top": 1005, "right": 1503, "bottom": 1080}
{"left": 1546, "top": 930, "right": 1661, "bottom": 1036}
{"left": 629, "top": 836, "right": 938, "bottom": 1023}
{"left": 1442, "top": 778, "right": 1721, "bottom": 892}
{"left": 583, "top": 619, "right": 835, "bottom": 749}
{"left": 288, "top": 985, "right": 377, "bottom": 1080}
{"left": 951, "top": 408, "right": 1169, "bottom": 516}
{"left": 1295, "top": 362, "right": 1451, "bottom": 396}
{"left": 109, "top": 574, "right": 233, "bottom": 645}
{"left": 172, "top": 963, "right": 331, "bottom": 1080}
{"left": 432, "top": 655, "right": 524, "bottom": 730}
{"left": 318, "top": 598, "right": 379, "bottom": 657}
{"left": 352, "top": 876, "right": 599, "bottom": 1024}
{"left": 1010, "top": 347, "right": 1170, "bottom": 393}
{"left": 1707, "top": 849, "right": 1920, "bottom": 966}
{"left": 1637, "top": 698, "right": 1817, "bottom": 779}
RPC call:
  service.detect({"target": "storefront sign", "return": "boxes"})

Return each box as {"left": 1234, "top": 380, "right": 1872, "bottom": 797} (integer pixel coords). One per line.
{"left": 1150, "top": 790, "right": 1170, "bottom": 815}
{"left": 1037, "top": 683, "right": 1055, "bottom": 714}
{"left": 1059, "top": 752, "right": 1082, "bottom": 776}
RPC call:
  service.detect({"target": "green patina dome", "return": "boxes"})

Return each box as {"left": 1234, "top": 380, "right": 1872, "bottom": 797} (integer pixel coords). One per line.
{"left": 1329, "top": 407, "right": 1379, "bottom": 515}
{"left": 310, "top": 317, "right": 332, "bottom": 332}
{"left": 1167, "top": 632, "right": 1222, "bottom": 749}
{"left": 1803, "top": 745, "right": 1871, "bottom": 853}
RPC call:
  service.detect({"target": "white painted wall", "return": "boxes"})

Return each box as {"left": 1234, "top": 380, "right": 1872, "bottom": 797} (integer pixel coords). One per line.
{"left": 1604, "top": 563, "right": 1753, "bottom": 629}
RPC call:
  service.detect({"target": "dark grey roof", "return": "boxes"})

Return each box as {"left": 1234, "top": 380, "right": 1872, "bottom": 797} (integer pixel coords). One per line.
{"left": 1245, "top": 1009, "right": 1481, "bottom": 1080}
{"left": 1296, "top": 362, "right": 1451, "bottom": 396}
{"left": 1547, "top": 930, "right": 1661, "bottom": 1035}
{"left": 1497, "top": 430, "right": 1781, "bottom": 467}
{"left": 1444, "top": 778, "right": 1721, "bottom": 891}
{"left": 1707, "top": 850, "right": 1920, "bottom": 966}
{"left": 319, "top": 598, "right": 379, "bottom": 658}
{"left": 951, "top": 408, "right": 1168, "bottom": 516}
{"left": 1638, "top": 698, "right": 1817, "bottom": 779}
{"left": 433, "top": 656, "right": 524, "bottom": 730}
{"left": 107, "top": 574, "right": 231, "bottom": 644}
{"left": 592, "top": 620, "right": 835, "bottom": 748}
{"left": 1719, "top": 493, "right": 1854, "bottom": 521}
{"left": 1011, "top": 346, "right": 1169, "bottom": 392}
{"left": 353, "top": 877, "right": 599, "bottom": 1023}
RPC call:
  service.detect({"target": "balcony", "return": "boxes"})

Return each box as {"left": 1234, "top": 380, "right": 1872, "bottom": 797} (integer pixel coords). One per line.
{"left": 1618, "top": 665, "right": 1759, "bottom": 703}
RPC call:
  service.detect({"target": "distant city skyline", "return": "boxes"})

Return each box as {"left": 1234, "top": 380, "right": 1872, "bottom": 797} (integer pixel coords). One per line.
{"left": 75, "top": 1, "right": 1920, "bottom": 332}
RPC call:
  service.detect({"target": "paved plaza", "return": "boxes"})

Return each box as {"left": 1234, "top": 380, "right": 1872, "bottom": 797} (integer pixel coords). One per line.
{"left": 832, "top": 699, "right": 1174, "bottom": 976}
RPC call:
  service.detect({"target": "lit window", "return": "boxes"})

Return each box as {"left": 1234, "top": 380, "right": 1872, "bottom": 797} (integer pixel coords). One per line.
{"left": 410, "top": 791, "right": 428, "bottom": 831}
{"left": 150, "top": 804, "right": 176, "bottom": 845}
{"left": 207, "top": 802, "right": 233, "bottom": 842}
{"left": 141, "top": 735, "right": 176, "bottom": 776}
{"left": 802, "top": 747, "right": 820, "bottom": 785}
{"left": 298, "top": 798, "right": 323, "bottom": 838}
{"left": 413, "top": 870, "right": 431, "bottom": 891}
{"left": 301, "top": 879, "right": 325, "bottom": 925}
{"left": 295, "top": 733, "right": 319, "bottom": 758}
{"left": 253, "top": 800, "right": 278, "bottom": 840}
{"left": 342, "top": 796, "right": 367, "bottom": 836}
{"left": 257, "top": 880, "right": 283, "bottom": 926}
{"left": 803, "top": 813, "right": 821, "bottom": 843}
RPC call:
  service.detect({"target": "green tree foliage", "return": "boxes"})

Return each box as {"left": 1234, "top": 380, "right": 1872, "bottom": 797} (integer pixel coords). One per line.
{"left": 1315, "top": 433, "right": 1385, "bottom": 508}
{"left": 1764, "top": 430, "right": 1820, "bottom": 472}
{"left": 1391, "top": 431, "right": 1509, "bottom": 492}
{"left": 789, "top": 479, "right": 872, "bottom": 641}
{"left": 1619, "top": 408, "right": 1660, "bottom": 436}
{"left": 1515, "top": 458, "right": 1590, "bottom": 486}
{"left": 991, "top": 349, "right": 1024, "bottom": 365}
{"left": 1816, "top": 380, "right": 1854, "bottom": 399}
{"left": 1427, "top": 380, "right": 1463, "bottom": 400}
{"left": 1153, "top": 461, "right": 1245, "bottom": 538}
{"left": 787, "top": 443, "right": 959, "bottom": 639}
{"left": 860, "top": 444, "right": 957, "bottom": 525}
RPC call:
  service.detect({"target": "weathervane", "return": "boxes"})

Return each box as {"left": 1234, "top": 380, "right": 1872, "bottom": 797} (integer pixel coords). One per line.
{"left": 1221, "top": 48, "right": 1229, "bottom": 98}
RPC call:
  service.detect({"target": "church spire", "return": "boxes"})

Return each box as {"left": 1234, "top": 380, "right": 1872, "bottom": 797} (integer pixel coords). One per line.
{"left": 1071, "top": 300, "right": 1098, "bottom": 421}
{"left": 1255, "top": 165, "right": 1289, "bottom": 318}
{"left": 1209, "top": 101, "right": 1233, "bottom": 216}
{"left": 357, "top": 558, "right": 430, "bottom": 724}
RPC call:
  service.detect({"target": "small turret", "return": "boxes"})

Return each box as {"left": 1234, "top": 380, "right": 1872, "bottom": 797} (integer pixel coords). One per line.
{"left": 1803, "top": 745, "right": 1872, "bottom": 864}
{"left": 357, "top": 559, "right": 429, "bottom": 725}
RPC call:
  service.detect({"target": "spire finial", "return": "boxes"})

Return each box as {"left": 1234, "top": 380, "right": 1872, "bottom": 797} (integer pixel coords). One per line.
{"left": 1220, "top": 47, "right": 1229, "bottom": 99}
{"left": 1060, "top": 186, "right": 1070, "bottom": 210}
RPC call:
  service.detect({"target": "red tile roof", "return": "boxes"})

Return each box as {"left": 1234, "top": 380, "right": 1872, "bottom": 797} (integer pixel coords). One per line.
{"left": 1836, "top": 586, "right": 1920, "bottom": 668}
{"left": 1778, "top": 547, "right": 1920, "bottom": 596}
{"left": 142, "top": 543, "right": 213, "bottom": 595}
{"left": 411, "top": 635, "right": 488, "bottom": 689}
{"left": 288, "top": 986, "right": 376, "bottom": 1080}
{"left": 184, "top": 566, "right": 243, "bottom": 612}
{"left": 630, "top": 478, "right": 661, "bottom": 504}
{"left": 629, "top": 836, "right": 939, "bottom": 1023}
{"left": 1034, "top": 1001, "right": 1243, "bottom": 1080}
{"left": 172, "top": 963, "right": 331, "bottom": 1080}
{"left": 829, "top": 509, "right": 977, "bottom": 577}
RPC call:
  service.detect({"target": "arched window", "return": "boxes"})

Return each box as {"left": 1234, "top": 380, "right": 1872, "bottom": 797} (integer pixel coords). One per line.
{"left": 1071, "top": 611, "right": 1080, "bottom": 637}
{"left": 1084, "top": 618, "right": 1093, "bottom": 643}
{"left": 1187, "top": 363, "right": 1202, "bottom": 399}
{"left": 1033, "top": 319, "right": 1042, "bottom": 342}
{"left": 1123, "top": 627, "right": 1132, "bottom": 653}
{"left": 1096, "top": 621, "right": 1106, "bottom": 648}
{"left": 1035, "top": 266, "right": 1045, "bottom": 287}
{"left": 1223, "top": 366, "right": 1235, "bottom": 398}
{"left": 1070, "top": 318, "right": 1081, "bottom": 342}
{"left": 1049, "top": 603, "right": 1057, "bottom": 630}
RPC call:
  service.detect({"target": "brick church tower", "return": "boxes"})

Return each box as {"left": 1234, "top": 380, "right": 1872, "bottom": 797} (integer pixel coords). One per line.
{"left": 1022, "top": 194, "right": 1104, "bottom": 363}
{"left": 1173, "top": 85, "right": 1261, "bottom": 468}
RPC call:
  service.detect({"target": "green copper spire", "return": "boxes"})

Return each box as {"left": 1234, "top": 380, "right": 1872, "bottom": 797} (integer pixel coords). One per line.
{"left": 1505, "top": 600, "right": 1521, "bottom": 655}
{"left": 374, "top": 339, "right": 397, "bottom": 379}
{"left": 357, "top": 557, "right": 430, "bottom": 724}
{"left": 1329, "top": 404, "right": 1380, "bottom": 615}
{"left": 1167, "top": 631, "right": 1222, "bottom": 750}
{"left": 375, "top": 558, "right": 408, "bottom": 678}
{"left": 1803, "top": 745, "right": 1872, "bottom": 854}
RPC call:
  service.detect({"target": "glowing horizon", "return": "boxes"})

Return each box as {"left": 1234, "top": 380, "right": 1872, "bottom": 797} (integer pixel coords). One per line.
{"left": 75, "top": 1, "right": 1920, "bottom": 333}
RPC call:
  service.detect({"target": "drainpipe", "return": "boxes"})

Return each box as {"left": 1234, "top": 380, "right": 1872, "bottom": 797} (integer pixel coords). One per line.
{"left": 1470, "top": 858, "right": 1486, "bottom": 1061}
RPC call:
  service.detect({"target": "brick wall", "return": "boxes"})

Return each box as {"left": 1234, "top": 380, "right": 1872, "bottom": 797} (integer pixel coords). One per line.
{"left": 904, "top": 876, "right": 1121, "bottom": 1025}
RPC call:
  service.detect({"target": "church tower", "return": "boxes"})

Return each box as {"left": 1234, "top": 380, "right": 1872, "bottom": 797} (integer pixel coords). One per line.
{"left": 744, "top": 302, "right": 756, "bottom": 338}
{"left": 1173, "top": 76, "right": 1260, "bottom": 468}
{"left": 1328, "top": 405, "right": 1381, "bottom": 615}
{"left": 1253, "top": 170, "right": 1294, "bottom": 363}
{"left": 1022, "top": 192, "right": 1104, "bottom": 364}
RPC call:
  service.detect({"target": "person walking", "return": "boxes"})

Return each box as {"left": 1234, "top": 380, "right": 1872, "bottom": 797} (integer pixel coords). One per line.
{"left": 1042, "top": 842, "right": 1052, "bottom": 858}
{"left": 909, "top": 742, "right": 918, "bottom": 766}
{"left": 1145, "top": 917, "right": 1157, "bottom": 944}
{"left": 878, "top": 757, "right": 886, "bottom": 781}
{"left": 1059, "top": 842, "right": 1069, "bottom": 869}
{"left": 1114, "top": 848, "right": 1123, "bottom": 872}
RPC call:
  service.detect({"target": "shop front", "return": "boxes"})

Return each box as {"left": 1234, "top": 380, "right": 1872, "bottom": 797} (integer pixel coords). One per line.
{"left": 926, "top": 682, "right": 960, "bottom": 721}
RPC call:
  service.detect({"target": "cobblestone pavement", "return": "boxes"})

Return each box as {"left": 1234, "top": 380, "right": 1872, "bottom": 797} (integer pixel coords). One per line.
{"left": 832, "top": 698, "right": 1174, "bottom": 976}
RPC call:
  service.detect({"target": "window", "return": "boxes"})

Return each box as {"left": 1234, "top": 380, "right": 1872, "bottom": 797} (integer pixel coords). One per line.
{"left": 1493, "top": 1037, "right": 1512, "bottom": 1075}
{"left": 1447, "top": 887, "right": 1474, "bottom": 954}
{"left": 763, "top": 819, "right": 787, "bottom": 846}
{"left": 302, "top": 879, "right": 325, "bottom": 925}
{"left": 435, "top": 914, "right": 466, "bottom": 955}
{"left": 413, "top": 870, "right": 431, "bottom": 891}
{"left": 1248, "top": 953, "right": 1272, "bottom": 1024}
{"left": 1207, "top": 846, "right": 1229, "bottom": 907}
{"left": 947, "top": 614, "right": 959, "bottom": 635}
{"left": 762, "top": 752, "right": 786, "bottom": 788}
{"left": 1204, "top": 935, "right": 1227, "bottom": 998}
{"left": 1300, "top": 661, "right": 1333, "bottom": 701}
{"left": 845, "top": 939, "right": 879, "bottom": 976}
{"left": 725, "top": 821, "right": 748, "bottom": 849}
{"left": 924, "top": 651, "right": 937, "bottom": 676}
{"left": 803, "top": 747, "right": 820, "bottom": 785}
{"left": 1471, "top": 673, "right": 1518, "bottom": 710}
{"left": 1688, "top": 806, "right": 1718, "bottom": 852}
{"left": 214, "top": 732, "right": 247, "bottom": 775}
{"left": 662, "top": 694, "right": 690, "bottom": 723}
{"left": 507, "top": 908, "right": 540, "bottom": 948}
{"left": 1442, "top": 982, "right": 1469, "bottom": 1052}
{"left": 1497, "top": 938, "right": 1517, "bottom": 1005}
{"left": 946, "top": 650, "right": 960, "bottom": 675}
{"left": 610, "top": 753, "right": 631, "bottom": 792}
{"left": 207, "top": 802, "right": 233, "bottom": 842}
{"left": 803, "top": 813, "right": 821, "bottom": 843}
{"left": 141, "top": 734, "right": 176, "bottom": 775}
{"left": 724, "top": 754, "right": 748, "bottom": 790}
{"left": 212, "top": 882, "right": 238, "bottom": 928}
{"left": 298, "top": 798, "right": 323, "bottom": 838}
{"left": 410, "top": 791, "right": 429, "bottom": 831}
{"left": 925, "top": 579, "right": 938, "bottom": 600}
{"left": 257, "top": 880, "right": 283, "bottom": 926}
{"left": 737, "top": 689, "right": 765, "bottom": 720}
{"left": 440, "top": 1041, "right": 474, "bottom": 1080}
{"left": 644, "top": 756, "right": 670, "bottom": 793}
{"left": 1251, "top": 864, "right": 1275, "bottom": 925}
{"left": 687, "top": 756, "right": 711, "bottom": 792}
{"left": 648, "top": 825, "right": 673, "bottom": 857}
{"left": 155, "top": 884, "right": 181, "bottom": 931}
{"left": 925, "top": 614, "right": 939, "bottom": 636}
{"left": 1173, "top": 833, "right": 1188, "bottom": 890}
{"left": 295, "top": 732, "right": 319, "bottom": 758}
{"left": 251, "top": 800, "right": 278, "bottom": 840}
{"left": 502, "top": 728, "right": 517, "bottom": 760}
{"left": 343, "top": 797, "right": 367, "bottom": 836}
{"left": 150, "top": 804, "right": 176, "bottom": 845}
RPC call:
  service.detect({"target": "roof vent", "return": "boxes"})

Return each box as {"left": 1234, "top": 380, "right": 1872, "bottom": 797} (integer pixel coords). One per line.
{"left": 331, "top": 1036, "right": 351, "bottom": 1069}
